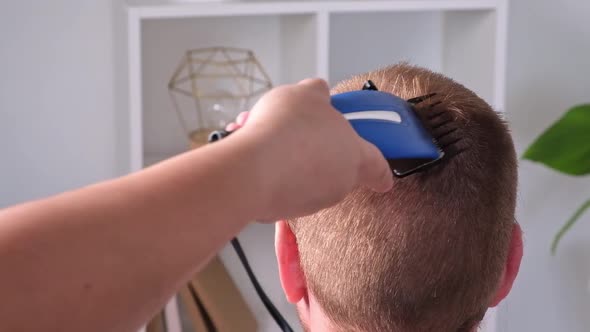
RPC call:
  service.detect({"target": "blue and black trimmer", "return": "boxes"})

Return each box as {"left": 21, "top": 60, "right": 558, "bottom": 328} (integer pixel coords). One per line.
{"left": 330, "top": 80, "right": 445, "bottom": 177}
{"left": 210, "top": 79, "right": 450, "bottom": 177}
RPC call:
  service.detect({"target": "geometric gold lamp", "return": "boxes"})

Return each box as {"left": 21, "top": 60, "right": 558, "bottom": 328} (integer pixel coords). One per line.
{"left": 168, "top": 46, "right": 273, "bottom": 148}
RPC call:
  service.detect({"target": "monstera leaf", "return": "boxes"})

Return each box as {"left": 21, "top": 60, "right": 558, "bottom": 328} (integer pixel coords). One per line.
{"left": 523, "top": 104, "right": 590, "bottom": 254}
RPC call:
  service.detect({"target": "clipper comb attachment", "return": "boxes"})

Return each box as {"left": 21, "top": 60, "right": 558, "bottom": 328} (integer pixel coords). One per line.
{"left": 410, "top": 93, "right": 466, "bottom": 161}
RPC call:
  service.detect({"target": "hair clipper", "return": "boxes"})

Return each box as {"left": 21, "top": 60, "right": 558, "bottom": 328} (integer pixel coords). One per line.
{"left": 331, "top": 80, "right": 444, "bottom": 177}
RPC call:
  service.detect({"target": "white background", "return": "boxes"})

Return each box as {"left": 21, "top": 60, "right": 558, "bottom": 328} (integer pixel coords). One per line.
{"left": 498, "top": 0, "right": 590, "bottom": 331}
{"left": 1, "top": 1, "right": 589, "bottom": 331}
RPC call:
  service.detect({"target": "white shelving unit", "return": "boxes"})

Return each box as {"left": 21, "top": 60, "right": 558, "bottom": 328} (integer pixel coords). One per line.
{"left": 114, "top": 1, "right": 508, "bottom": 331}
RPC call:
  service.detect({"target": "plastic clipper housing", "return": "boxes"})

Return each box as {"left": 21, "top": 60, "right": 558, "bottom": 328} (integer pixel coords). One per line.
{"left": 331, "top": 83, "right": 444, "bottom": 177}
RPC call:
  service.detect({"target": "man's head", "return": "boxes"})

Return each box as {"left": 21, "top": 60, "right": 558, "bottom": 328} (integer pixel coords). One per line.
{"left": 274, "top": 64, "right": 522, "bottom": 331}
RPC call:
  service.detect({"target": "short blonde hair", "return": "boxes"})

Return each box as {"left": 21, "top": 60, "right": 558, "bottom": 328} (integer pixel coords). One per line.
{"left": 290, "top": 64, "right": 517, "bottom": 332}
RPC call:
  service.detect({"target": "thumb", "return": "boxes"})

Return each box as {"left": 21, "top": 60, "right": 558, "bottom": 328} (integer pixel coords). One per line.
{"left": 357, "top": 139, "right": 394, "bottom": 193}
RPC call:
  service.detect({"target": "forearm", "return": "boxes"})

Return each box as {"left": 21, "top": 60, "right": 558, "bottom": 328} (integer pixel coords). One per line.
{"left": 0, "top": 132, "right": 264, "bottom": 332}
{"left": 0, "top": 78, "right": 392, "bottom": 332}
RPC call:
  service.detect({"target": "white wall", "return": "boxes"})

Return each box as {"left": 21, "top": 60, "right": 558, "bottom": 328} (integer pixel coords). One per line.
{"left": 2, "top": 1, "right": 590, "bottom": 331}
{"left": 0, "top": 0, "right": 115, "bottom": 207}
{"left": 498, "top": 0, "right": 590, "bottom": 331}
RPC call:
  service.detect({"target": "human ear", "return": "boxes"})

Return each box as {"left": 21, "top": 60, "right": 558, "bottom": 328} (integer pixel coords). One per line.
{"left": 274, "top": 220, "right": 306, "bottom": 303}
{"left": 489, "top": 223, "right": 523, "bottom": 307}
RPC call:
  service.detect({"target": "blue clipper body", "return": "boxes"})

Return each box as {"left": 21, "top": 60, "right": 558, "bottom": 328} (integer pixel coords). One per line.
{"left": 331, "top": 89, "right": 443, "bottom": 177}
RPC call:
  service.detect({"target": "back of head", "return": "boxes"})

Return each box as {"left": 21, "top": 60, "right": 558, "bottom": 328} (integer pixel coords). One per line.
{"left": 290, "top": 64, "right": 517, "bottom": 331}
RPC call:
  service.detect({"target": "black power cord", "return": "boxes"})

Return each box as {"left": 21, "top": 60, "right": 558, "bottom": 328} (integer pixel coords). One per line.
{"left": 231, "top": 238, "right": 293, "bottom": 332}
{"left": 207, "top": 131, "right": 294, "bottom": 332}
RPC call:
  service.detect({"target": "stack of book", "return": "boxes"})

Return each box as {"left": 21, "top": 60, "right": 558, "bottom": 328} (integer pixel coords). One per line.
{"left": 147, "top": 256, "right": 257, "bottom": 332}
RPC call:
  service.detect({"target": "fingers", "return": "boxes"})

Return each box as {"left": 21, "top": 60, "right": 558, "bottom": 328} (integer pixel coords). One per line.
{"left": 357, "top": 138, "right": 394, "bottom": 193}
{"left": 236, "top": 111, "right": 249, "bottom": 126}
{"left": 225, "top": 111, "right": 250, "bottom": 131}
{"left": 297, "top": 78, "right": 330, "bottom": 97}
{"left": 225, "top": 123, "right": 239, "bottom": 131}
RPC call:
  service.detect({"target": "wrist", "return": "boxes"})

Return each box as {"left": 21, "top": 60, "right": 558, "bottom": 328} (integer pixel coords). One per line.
{"left": 220, "top": 129, "right": 276, "bottom": 221}
{"left": 228, "top": 128, "right": 278, "bottom": 222}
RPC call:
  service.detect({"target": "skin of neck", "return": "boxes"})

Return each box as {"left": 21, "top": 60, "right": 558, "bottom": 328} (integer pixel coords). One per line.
{"left": 294, "top": 291, "right": 478, "bottom": 332}
{"left": 295, "top": 291, "right": 336, "bottom": 332}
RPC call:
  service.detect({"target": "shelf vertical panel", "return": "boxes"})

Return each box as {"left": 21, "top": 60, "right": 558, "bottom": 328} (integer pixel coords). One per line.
{"left": 493, "top": 0, "right": 508, "bottom": 112}
{"left": 316, "top": 11, "right": 330, "bottom": 80}
{"left": 129, "top": 11, "right": 144, "bottom": 172}
{"left": 442, "top": 9, "right": 497, "bottom": 109}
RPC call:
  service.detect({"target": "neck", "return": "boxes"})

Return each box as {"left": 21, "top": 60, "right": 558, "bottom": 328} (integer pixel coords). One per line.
{"left": 298, "top": 292, "right": 479, "bottom": 332}
{"left": 296, "top": 292, "right": 336, "bottom": 332}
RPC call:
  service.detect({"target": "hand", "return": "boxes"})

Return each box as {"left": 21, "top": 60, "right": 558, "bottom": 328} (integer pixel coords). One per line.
{"left": 227, "top": 78, "right": 393, "bottom": 221}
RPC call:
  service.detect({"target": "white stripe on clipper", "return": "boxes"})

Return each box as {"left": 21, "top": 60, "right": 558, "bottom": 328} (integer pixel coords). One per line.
{"left": 343, "top": 110, "right": 402, "bottom": 123}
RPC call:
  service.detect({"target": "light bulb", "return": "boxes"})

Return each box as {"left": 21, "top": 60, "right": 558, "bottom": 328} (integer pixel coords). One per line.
{"left": 207, "top": 102, "right": 231, "bottom": 129}
{"left": 190, "top": 89, "right": 241, "bottom": 148}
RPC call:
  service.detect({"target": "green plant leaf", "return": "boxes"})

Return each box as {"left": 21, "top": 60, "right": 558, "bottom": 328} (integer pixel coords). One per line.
{"left": 551, "top": 198, "right": 590, "bottom": 254}
{"left": 523, "top": 104, "right": 590, "bottom": 176}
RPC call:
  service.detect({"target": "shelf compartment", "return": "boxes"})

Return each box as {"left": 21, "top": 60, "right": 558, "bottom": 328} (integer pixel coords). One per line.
{"left": 328, "top": 9, "right": 502, "bottom": 109}
{"left": 141, "top": 13, "right": 319, "bottom": 163}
